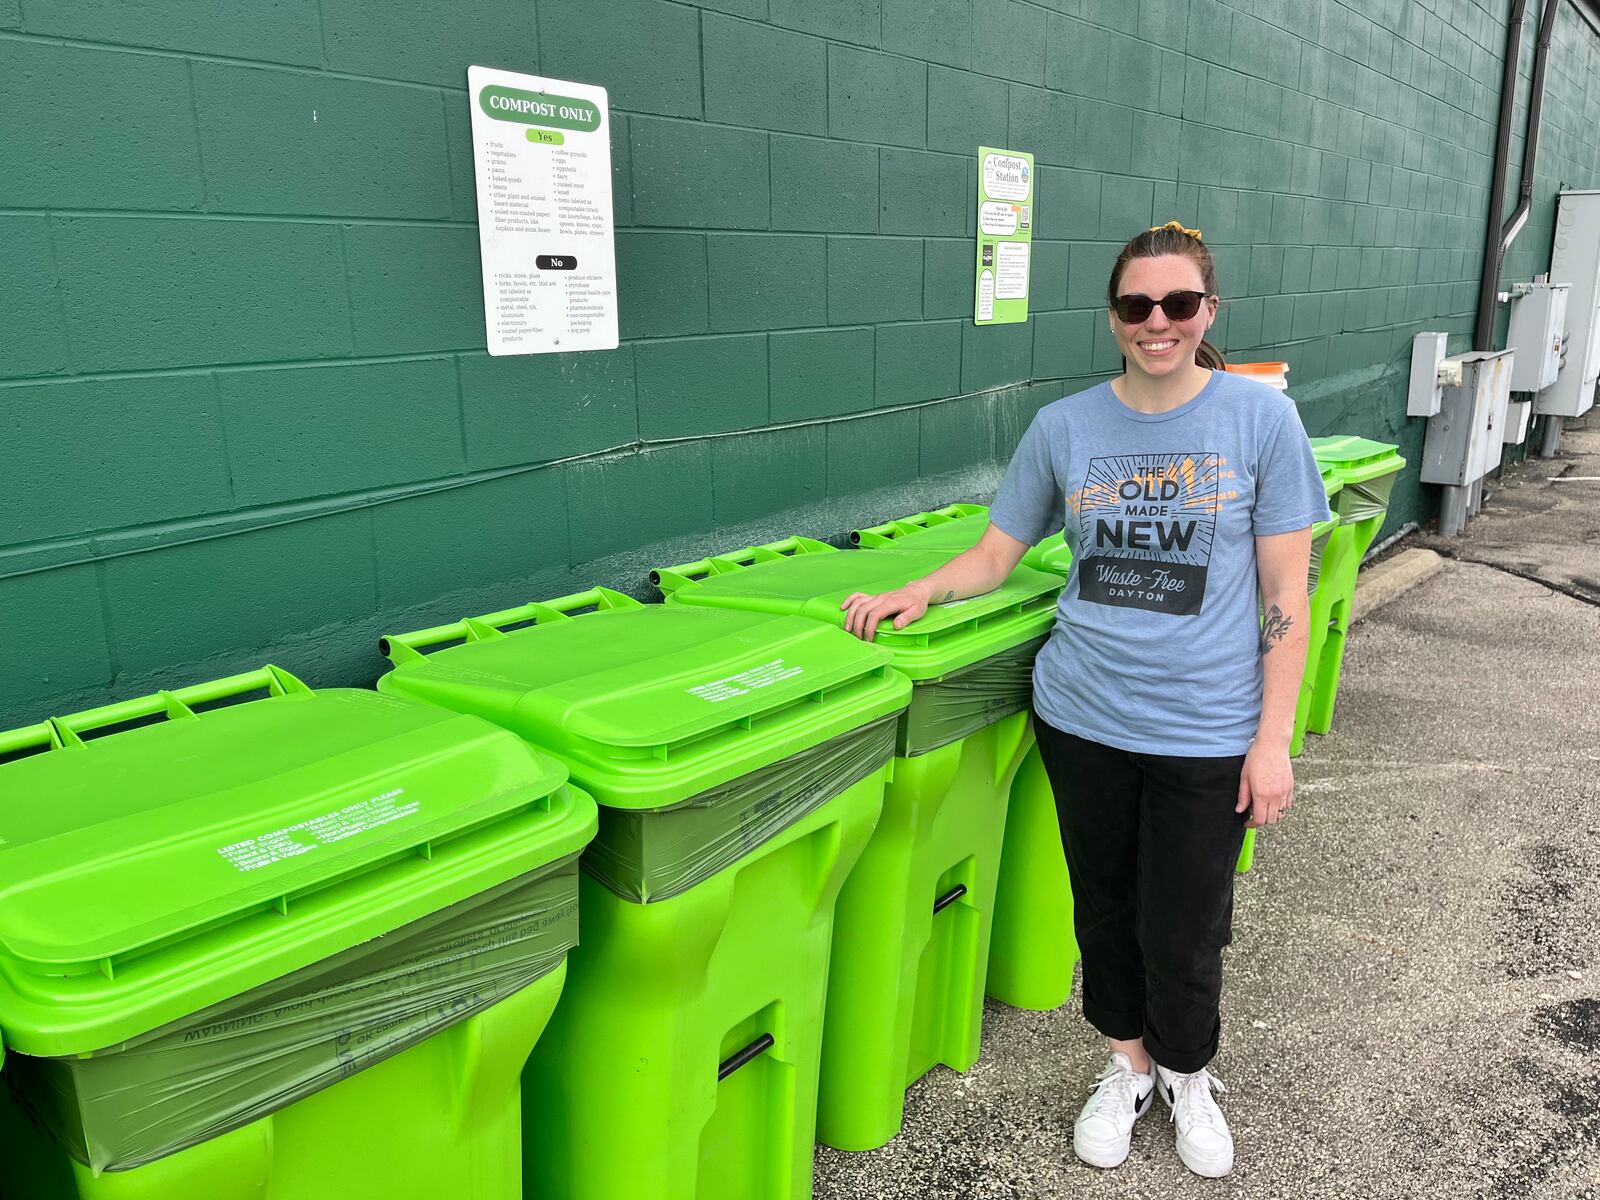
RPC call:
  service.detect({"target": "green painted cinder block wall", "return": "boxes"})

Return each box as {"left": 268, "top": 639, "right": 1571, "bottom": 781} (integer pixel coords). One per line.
{"left": 4, "top": 0, "right": 1600, "bottom": 723}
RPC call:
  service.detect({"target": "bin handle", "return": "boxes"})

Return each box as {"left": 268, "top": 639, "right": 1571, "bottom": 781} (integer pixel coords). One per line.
{"left": 652, "top": 537, "right": 836, "bottom": 593}
{"left": 0, "top": 721, "right": 63, "bottom": 759}
{"left": 382, "top": 589, "right": 645, "bottom": 663}
{"left": 468, "top": 587, "right": 643, "bottom": 634}
{"left": 933, "top": 883, "right": 968, "bottom": 914}
{"left": 47, "top": 666, "right": 309, "bottom": 747}
{"left": 717, "top": 1033, "right": 775, "bottom": 1081}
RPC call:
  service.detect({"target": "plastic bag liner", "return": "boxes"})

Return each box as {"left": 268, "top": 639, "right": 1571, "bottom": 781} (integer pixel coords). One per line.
{"left": 900, "top": 636, "right": 1048, "bottom": 759}
{"left": 584, "top": 714, "right": 898, "bottom": 904}
{"left": 1336, "top": 472, "right": 1399, "bottom": 524}
{"left": 5, "top": 854, "right": 580, "bottom": 1173}
{"left": 1308, "top": 529, "right": 1330, "bottom": 596}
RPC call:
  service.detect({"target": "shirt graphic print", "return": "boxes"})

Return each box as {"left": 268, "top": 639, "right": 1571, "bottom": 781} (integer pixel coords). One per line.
{"left": 1073, "top": 452, "right": 1221, "bottom": 616}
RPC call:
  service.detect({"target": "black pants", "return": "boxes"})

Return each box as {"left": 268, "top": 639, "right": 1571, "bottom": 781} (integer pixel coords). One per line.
{"left": 1033, "top": 718, "right": 1248, "bottom": 1073}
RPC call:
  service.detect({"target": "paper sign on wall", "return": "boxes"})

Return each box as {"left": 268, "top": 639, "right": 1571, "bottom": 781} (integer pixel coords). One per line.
{"left": 467, "top": 66, "right": 619, "bottom": 355}
{"left": 974, "top": 146, "right": 1033, "bottom": 326}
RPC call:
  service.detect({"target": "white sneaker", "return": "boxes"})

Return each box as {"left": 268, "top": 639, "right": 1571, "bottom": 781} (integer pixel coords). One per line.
{"left": 1155, "top": 1063, "right": 1234, "bottom": 1178}
{"left": 1073, "top": 1052, "right": 1155, "bottom": 1169}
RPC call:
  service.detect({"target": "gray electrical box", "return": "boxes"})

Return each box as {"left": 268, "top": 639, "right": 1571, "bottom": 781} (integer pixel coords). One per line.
{"left": 1506, "top": 281, "right": 1568, "bottom": 392}
{"left": 1539, "top": 190, "right": 1600, "bottom": 418}
{"left": 1421, "top": 350, "right": 1514, "bottom": 487}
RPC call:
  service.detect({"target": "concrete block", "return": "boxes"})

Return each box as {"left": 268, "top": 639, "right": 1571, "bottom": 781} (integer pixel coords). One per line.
{"left": 1098, "top": 175, "right": 1154, "bottom": 240}
{"left": 883, "top": 0, "right": 970, "bottom": 68}
{"left": 540, "top": 0, "right": 701, "bottom": 117}
{"left": 880, "top": 148, "right": 967, "bottom": 236}
{"left": 323, "top": 0, "right": 535, "bottom": 86}
{"left": 1032, "top": 309, "right": 1094, "bottom": 379}
{"left": 1031, "top": 241, "right": 1071, "bottom": 311}
{"left": 1067, "top": 240, "right": 1115, "bottom": 308}
{"left": 102, "top": 510, "right": 378, "bottom": 675}
{"left": 771, "top": 0, "right": 881, "bottom": 46}
{"left": 0, "top": 375, "right": 231, "bottom": 545}
{"left": 371, "top": 465, "right": 570, "bottom": 608}
{"left": 771, "top": 136, "right": 878, "bottom": 233}
{"left": 927, "top": 66, "right": 1009, "bottom": 155}
{"left": 566, "top": 442, "right": 713, "bottom": 561}
{"left": 21, "top": 0, "right": 321, "bottom": 64}
{"left": 923, "top": 239, "right": 975, "bottom": 319}
{"left": 53, "top": 217, "right": 352, "bottom": 370}
{"left": 194, "top": 64, "right": 451, "bottom": 218}
{"left": 709, "top": 234, "right": 827, "bottom": 331}
{"left": 769, "top": 327, "right": 875, "bottom": 420}
{"left": 973, "top": 0, "right": 1045, "bottom": 84}
{"left": 0, "top": 562, "right": 113, "bottom": 719}
{"left": 1039, "top": 167, "right": 1101, "bottom": 241}
{"left": 829, "top": 45, "right": 926, "bottom": 148}
{"left": 962, "top": 321, "right": 1033, "bottom": 393}
{"left": 704, "top": 14, "right": 826, "bottom": 136}
{"left": 1139, "top": 0, "right": 1189, "bottom": 46}
{"left": 0, "top": 42, "right": 202, "bottom": 211}
{"left": 631, "top": 117, "right": 769, "bottom": 230}
{"left": 827, "top": 407, "right": 921, "bottom": 497}
{"left": 460, "top": 347, "right": 638, "bottom": 470}
{"left": 829, "top": 237, "right": 922, "bottom": 325}
{"left": 0, "top": 217, "right": 71, "bottom": 378}
{"left": 876, "top": 320, "right": 962, "bottom": 406}
{"left": 1073, "top": 99, "right": 1133, "bottom": 174}
{"left": 1045, "top": 14, "right": 1106, "bottom": 95}
{"left": 616, "top": 232, "right": 709, "bottom": 339}
{"left": 636, "top": 334, "right": 769, "bottom": 438}
{"left": 1104, "top": 33, "right": 1163, "bottom": 111}
{"left": 920, "top": 394, "right": 994, "bottom": 475}
{"left": 1007, "top": 84, "right": 1076, "bottom": 167}
{"left": 713, "top": 425, "right": 828, "bottom": 525}
{"left": 218, "top": 358, "right": 464, "bottom": 507}
{"left": 344, "top": 225, "right": 486, "bottom": 354}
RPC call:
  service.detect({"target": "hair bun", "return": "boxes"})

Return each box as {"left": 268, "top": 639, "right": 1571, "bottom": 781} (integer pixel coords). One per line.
{"left": 1148, "top": 219, "right": 1203, "bottom": 241}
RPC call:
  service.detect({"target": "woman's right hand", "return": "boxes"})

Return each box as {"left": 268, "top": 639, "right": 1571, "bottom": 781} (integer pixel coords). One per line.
{"left": 840, "top": 584, "right": 931, "bottom": 642}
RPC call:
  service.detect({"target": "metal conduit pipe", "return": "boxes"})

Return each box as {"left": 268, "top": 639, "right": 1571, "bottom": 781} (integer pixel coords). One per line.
{"left": 1500, "top": 0, "right": 1563, "bottom": 253}
{"left": 1475, "top": 0, "right": 1530, "bottom": 351}
{"left": 1475, "top": 0, "right": 1562, "bottom": 352}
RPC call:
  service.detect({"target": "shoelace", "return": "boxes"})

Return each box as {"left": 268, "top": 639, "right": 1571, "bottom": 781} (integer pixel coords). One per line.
{"left": 1168, "top": 1068, "right": 1229, "bottom": 1134}
{"left": 1085, "top": 1060, "right": 1141, "bottom": 1121}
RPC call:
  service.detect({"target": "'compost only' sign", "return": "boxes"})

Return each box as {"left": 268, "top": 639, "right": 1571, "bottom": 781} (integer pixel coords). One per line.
{"left": 468, "top": 66, "right": 619, "bottom": 355}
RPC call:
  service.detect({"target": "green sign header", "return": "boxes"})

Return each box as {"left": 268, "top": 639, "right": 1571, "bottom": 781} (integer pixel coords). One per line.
{"left": 479, "top": 86, "right": 601, "bottom": 132}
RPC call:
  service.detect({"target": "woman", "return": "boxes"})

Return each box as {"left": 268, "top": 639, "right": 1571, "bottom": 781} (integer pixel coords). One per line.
{"left": 840, "top": 222, "right": 1330, "bottom": 1179}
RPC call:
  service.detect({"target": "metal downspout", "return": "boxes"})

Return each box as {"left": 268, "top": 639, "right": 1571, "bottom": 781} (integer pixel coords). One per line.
{"left": 1476, "top": 0, "right": 1530, "bottom": 352}
{"left": 1475, "top": 0, "right": 1562, "bottom": 352}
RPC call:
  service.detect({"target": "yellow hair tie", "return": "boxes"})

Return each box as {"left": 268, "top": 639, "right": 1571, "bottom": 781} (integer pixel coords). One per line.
{"left": 1149, "top": 219, "right": 1203, "bottom": 241}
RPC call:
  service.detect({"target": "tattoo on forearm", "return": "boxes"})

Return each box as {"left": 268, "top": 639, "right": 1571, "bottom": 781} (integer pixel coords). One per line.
{"left": 940, "top": 590, "right": 955, "bottom": 602}
{"left": 1260, "top": 606, "right": 1292, "bottom": 654}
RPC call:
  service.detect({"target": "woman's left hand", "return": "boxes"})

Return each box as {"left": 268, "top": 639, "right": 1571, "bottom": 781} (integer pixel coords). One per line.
{"left": 1236, "top": 739, "right": 1294, "bottom": 829}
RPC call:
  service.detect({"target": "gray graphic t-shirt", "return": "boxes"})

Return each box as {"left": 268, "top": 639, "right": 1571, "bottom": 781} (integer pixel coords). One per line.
{"left": 989, "top": 370, "right": 1331, "bottom": 756}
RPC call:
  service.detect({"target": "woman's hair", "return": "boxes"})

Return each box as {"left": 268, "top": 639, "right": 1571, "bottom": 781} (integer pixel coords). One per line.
{"left": 1107, "top": 221, "right": 1226, "bottom": 371}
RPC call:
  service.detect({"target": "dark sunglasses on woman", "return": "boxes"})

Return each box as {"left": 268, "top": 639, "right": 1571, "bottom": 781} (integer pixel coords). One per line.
{"left": 1111, "top": 289, "right": 1209, "bottom": 324}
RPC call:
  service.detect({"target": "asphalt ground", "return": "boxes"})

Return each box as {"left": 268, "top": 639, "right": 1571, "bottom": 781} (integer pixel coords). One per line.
{"left": 814, "top": 417, "right": 1600, "bottom": 1200}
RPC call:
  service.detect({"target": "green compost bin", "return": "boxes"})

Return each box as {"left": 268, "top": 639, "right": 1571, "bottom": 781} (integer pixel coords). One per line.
{"left": 1305, "top": 436, "right": 1407, "bottom": 736}
{"left": 377, "top": 588, "right": 910, "bottom": 1200}
{"left": 1235, "top": 494, "right": 1344, "bottom": 873}
{"left": 0, "top": 666, "right": 595, "bottom": 1200}
{"left": 652, "top": 538, "right": 1057, "bottom": 1151}
{"left": 852, "top": 501, "right": 1074, "bottom": 577}
{"left": 848, "top": 504, "right": 1077, "bottom": 1014}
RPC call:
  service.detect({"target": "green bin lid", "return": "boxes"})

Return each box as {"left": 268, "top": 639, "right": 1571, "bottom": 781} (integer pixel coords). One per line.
{"left": 652, "top": 538, "right": 1059, "bottom": 681}
{"left": 1309, "top": 435, "right": 1407, "bottom": 485}
{"left": 379, "top": 588, "right": 911, "bottom": 811}
{"left": 851, "top": 503, "right": 1074, "bottom": 577}
{"left": 0, "top": 666, "right": 593, "bottom": 1058}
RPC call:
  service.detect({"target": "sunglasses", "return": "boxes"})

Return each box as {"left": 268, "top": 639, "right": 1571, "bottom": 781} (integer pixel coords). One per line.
{"left": 1111, "top": 290, "right": 1209, "bottom": 324}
